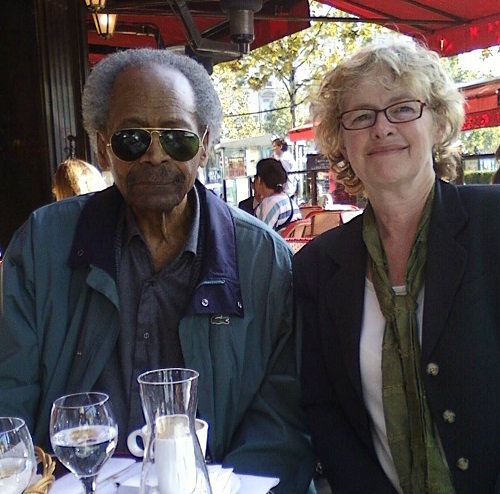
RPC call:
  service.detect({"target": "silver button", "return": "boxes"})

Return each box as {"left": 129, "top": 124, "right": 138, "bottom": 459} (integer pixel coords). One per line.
{"left": 443, "top": 410, "right": 456, "bottom": 423}
{"left": 201, "top": 299, "right": 209, "bottom": 307}
{"left": 143, "top": 332, "right": 150, "bottom": 339}
{"left": 456, "top": 457, "right": 469, "bottom": 471}
{"left": 426, "top": 362, "right": 439, "bottom": 376}
{"left": 237, "top": 301, "right": 242, "bottom": 309}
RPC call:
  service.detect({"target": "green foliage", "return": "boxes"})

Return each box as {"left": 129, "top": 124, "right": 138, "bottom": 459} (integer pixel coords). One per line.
{"left": 213, "top": 2, "right": 394, "bottom": 139}
{"left": 260, "top": 91, "right": 293, "bottom": 137}
{"left": 463, "top": 170, "right": 495, "bottom": 184}
{"left": 460, "top": 128, "right": 500, "bottom": 155}
{"left": 213, "top": 4, "right": 500, "bottom": 147}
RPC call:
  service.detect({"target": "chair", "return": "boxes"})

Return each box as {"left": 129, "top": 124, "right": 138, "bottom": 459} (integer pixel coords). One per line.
{"left": 279, "top": 219, "right": 312, "bottom": 238}
{"left": 308, "top": 210, "right": 342, "bottom": 236}
{"left": 285, "top": 237, "right": 312, "bottom": 253}
{"left": 300, "top": 206, "right": 324, "bottom": 219}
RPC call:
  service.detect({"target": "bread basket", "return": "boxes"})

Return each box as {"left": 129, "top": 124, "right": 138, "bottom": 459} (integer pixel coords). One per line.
{"left": 24, "top": 446, "right": 56, "bottom": 494}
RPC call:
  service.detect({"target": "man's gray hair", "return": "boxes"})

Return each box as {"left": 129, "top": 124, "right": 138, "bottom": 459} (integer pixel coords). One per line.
{"left": 82, "top": 48, "right": 223, "bottom": 153}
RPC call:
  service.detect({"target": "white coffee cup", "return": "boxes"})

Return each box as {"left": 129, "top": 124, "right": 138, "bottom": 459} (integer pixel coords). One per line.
{"left": 127, "top": 416, "right": 209, "bottom": 458}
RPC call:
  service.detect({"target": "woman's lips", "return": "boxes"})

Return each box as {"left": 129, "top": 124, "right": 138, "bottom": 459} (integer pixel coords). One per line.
{"left": 368, "top": 145, "right": 407, "bottom": 156}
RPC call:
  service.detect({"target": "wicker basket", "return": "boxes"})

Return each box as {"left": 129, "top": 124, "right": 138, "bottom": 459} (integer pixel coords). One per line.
{"left": 24, "top": 446, "right": 56, "bottom": 494}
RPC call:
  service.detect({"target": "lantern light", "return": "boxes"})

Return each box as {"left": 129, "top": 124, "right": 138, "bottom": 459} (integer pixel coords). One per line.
{"left": 84, "top": 0, "right": 106, "bottom": 12}
{"left": 92, "top": 13, "right": 117, "bottom": 39}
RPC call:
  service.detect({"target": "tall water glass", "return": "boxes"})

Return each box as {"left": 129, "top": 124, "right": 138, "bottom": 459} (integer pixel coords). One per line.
{"left": 49, "top": 392, "right": 118, "bottom": 494}
{"left": 0, "top": 417, "right": 36, "bottom": 494}
{"left": 138, "top": 368, "right": 212, "bottom": 494}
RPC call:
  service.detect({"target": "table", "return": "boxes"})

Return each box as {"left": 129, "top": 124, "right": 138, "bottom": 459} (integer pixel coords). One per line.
{"left": 50, "top": 457, "right": 279, "bottom": 494}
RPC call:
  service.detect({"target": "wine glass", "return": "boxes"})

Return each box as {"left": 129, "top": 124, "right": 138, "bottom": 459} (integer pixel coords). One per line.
{"left": 0, "top": 417, "right": 36, "bottom": 494}
{"left": 49, "top": 392, "right": 118, "bottom": 494}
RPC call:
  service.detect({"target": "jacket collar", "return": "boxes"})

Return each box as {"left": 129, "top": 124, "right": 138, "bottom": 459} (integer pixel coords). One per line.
{"left": 320, "top": 178, "right": 469, "bottom": 397}
{"left": 323, "top": 216, "right": 367, "bottom": 401}
{"left": 422, "top": 178, "right": 468, "bottom": 360}
{"left": 69, "top": 181, "right": 243, "bottom": 316}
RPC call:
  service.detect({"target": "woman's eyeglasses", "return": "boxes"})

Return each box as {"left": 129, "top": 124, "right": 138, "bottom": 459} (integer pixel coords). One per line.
{"left": 339, "top": 100, "right": 427, "bottom": 130}
{"left": 108, "top": 127, "right": 207, "bottom": 162}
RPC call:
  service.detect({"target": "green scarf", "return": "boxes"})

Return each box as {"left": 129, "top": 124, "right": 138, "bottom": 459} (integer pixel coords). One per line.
{"left": 362, "top": 186, "right": 455, "bottom": 494}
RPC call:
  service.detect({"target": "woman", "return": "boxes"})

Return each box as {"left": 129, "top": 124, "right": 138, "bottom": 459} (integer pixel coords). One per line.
{"left": 52, "top": 157, "right": 107, "bottom": 200}
{"left": 272, "top": 138, "right": 298, "bottom": 196}
{"left": 254, "top": 158, "right": 301, "bottom": 230}
{"left": 294, "top": 39, "right": 500, "bottom": 493}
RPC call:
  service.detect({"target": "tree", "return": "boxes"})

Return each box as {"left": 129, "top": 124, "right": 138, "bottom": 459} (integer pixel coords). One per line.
{"left": 213, "top": 2, "right": 390, "bottom": 139}
{"left": 211, "top": 69, "right": 261, "bottom": 141}
{"left": 213, "top": 4, "right": 500, "bottom": 156}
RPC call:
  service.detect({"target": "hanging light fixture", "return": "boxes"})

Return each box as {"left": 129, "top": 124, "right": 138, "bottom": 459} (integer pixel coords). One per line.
{"left": 84, "top": 0, "right": 106, "bottom": 12}
{"left": 91, "top": 12, "right": 117, "bottom": 39}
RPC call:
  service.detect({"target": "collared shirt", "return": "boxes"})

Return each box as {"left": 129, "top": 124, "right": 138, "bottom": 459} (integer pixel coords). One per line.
{"left": 94, "top": 188, "right": 203, "bottom": 451}
{"left": 255, "top": 193, "right": 301, "bottom": 230}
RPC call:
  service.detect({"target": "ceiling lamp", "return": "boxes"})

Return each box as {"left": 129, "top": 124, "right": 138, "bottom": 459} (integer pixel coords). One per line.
{"left": 92, "top": 13, "right": 117, "bottom": 39}
{"left": 84, "top": 0, "right": 106, "bottom": 12}
{"left": 220, "top": 0, "right": 263, "bottom": 54}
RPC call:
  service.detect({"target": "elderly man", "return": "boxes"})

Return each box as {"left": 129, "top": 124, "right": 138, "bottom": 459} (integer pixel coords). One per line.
{"left": 0, "top": 49, "right": 315, "bottom": 493}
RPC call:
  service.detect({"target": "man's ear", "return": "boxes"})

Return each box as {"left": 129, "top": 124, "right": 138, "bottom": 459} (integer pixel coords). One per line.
{"left": 96, "top": 131, "right": 111, "bottom": 171}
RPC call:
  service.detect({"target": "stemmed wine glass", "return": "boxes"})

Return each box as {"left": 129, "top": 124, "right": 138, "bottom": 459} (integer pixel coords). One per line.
{"left": 0, "top": 417, "right": 36, "bottom": 494}
{"left": 49, "top": 392, "right": 118, "bottom": 494}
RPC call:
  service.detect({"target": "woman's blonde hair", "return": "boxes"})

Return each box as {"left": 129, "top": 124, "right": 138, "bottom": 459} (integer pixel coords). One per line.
{"left": 52, "top": 158, "right": 107, "bottom": 201}
{"left": 311, "top": 39, "right": 465, "bottom": 193}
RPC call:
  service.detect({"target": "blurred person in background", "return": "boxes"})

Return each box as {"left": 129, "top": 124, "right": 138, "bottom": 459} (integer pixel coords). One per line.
{"left": 254, "top": 158, "right": 301, "bottom": 231}
{"left": 294, "top": 39, "right": 500, "bottom": 494}
{"left": 272, "top": 137, "right": 298, "bottom": 197}
{"left": 52, "top": 157, "right": 108, "bottom": 201}
{"left": 238, "top": 176, "right": 262, "bottom": 216}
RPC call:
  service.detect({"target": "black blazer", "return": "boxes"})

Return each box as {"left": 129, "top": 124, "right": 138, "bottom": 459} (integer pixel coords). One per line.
{"left": 238, "top": 196, "right": 256, "bottom": 216}
{"left": 294, "top": 179, "right": 500, "bottom": 494}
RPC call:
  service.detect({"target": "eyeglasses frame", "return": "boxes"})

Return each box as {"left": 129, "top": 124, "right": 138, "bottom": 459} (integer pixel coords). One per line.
{"left": 339, "top": 100, "right": 427, "bottom": 131}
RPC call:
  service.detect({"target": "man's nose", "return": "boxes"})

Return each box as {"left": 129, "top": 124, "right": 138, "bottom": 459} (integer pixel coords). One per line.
{"left": 142, "top": 132, "right": 168, "bottom": 163}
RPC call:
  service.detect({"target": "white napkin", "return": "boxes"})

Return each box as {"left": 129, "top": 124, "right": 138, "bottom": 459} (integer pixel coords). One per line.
{"left": 117, "top": 463, "right": 279, "bottom": 494}
{"left": 50, "top": 457, "right": 137, "bottom": 494}
{"left": 51, "top": 458, "right": 279, "bottom": 494}
{"left": 117, "top": 464, "right": 235, "bottom": 494}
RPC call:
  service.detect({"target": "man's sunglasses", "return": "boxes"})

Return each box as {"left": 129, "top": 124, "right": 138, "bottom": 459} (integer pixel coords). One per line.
{"left": 108, "top": 127, "right": 207, "bottom": 162}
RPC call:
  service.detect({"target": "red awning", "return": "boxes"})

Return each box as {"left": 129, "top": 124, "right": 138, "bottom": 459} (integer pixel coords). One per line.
{"left": 318, "top": 0, "right": 500, "bottom": 57}
{"left": 461, "top": 78, "right": 500, "bottom": 130}
{"left": 87, "top": 0, "right": 311, "bottom": 65}
{"left": 289, "top": 124, "right": 315, "bottom": 142}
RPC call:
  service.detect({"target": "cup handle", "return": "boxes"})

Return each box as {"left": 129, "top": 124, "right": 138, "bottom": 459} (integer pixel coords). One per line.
{"left": 127, "top": 429, "right": 145, "bottom": 457}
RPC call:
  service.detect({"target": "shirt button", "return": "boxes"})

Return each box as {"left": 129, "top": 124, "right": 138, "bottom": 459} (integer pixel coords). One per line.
{"left": 426, "top": 362, "right": 439, "bottom": 376}
{"left": 77, "top": 249, "right": 84, "bottom": 257}
{"left": 143, "top": 332, "right": 150, "bottom": 339}
{"left": 237, "top": 301, "right": 243, "bottom": 309}
{"left": 443, "top": 410, "right": 456, "bottom": 423}
{"left": 456, "top": 457, "right": 469, "bottom": 471}
{"left": 201, "top": 299, "right": 209, "bottom": 307}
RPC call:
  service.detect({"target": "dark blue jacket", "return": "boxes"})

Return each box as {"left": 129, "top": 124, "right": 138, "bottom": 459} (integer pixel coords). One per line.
{"left": 294, "top": 179, "right": 500, "bottom": 493}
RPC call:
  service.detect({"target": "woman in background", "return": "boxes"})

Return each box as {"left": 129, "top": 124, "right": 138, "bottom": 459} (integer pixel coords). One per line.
{"left": 294, "top": 39, "right": 500, "bottom": 493}
{"left": 52, "top": 157, "right": 107, "bottom": 200}
{"left": 254, "top": 158, "right": 301, "bottom": 230}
